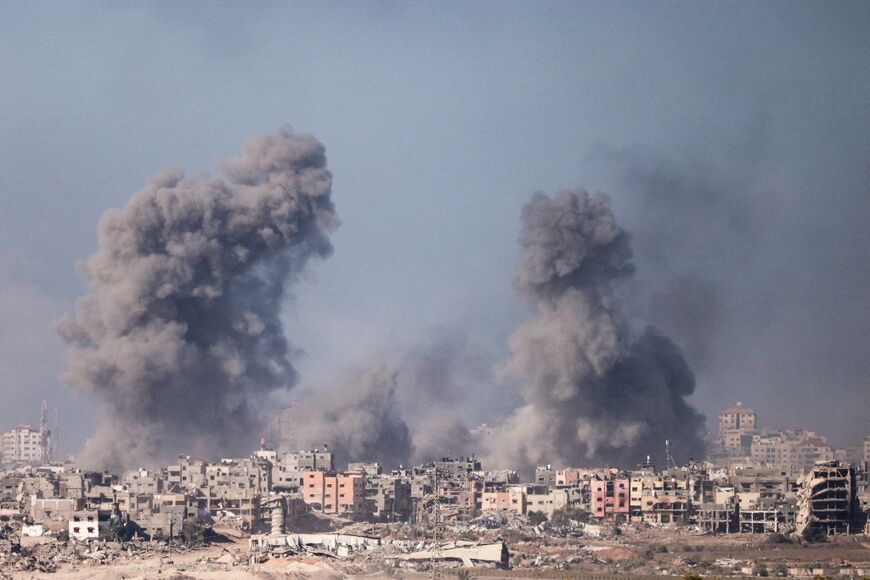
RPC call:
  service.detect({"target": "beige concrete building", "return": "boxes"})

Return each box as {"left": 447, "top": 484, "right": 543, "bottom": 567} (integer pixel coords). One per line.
{"left": 1, "top": 424, "right": 43, "bottom": 465}
{"left": 750, "top": 430, "right": 833, "bottom": 472}
{"left": 718, "top": 403, "right": 758, "bottom": 452}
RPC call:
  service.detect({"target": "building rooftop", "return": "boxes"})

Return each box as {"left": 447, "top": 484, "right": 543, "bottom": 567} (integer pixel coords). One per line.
{"left": 721, "top": 402, "right": 755, "bottom": 415}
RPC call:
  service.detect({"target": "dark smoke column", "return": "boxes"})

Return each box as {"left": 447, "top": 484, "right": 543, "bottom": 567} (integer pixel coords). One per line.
{"left": 59, "top": 127, "right": 337, "bottom": 470}
{"left": 490, "top": 189, "right": 705, "bottom": 472}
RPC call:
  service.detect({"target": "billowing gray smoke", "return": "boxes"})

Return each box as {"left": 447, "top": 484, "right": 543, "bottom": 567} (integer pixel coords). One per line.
{"left": 275, "top": 328, "right": 491, "bottom": 467}
{"left": 281, "top": 365, "right": 414, "bottom": 469}
{"left": 489, "top": 189, "right": 705, "bottom": 472}
{"left": 59, "top": 127, "right": 337, "bottom": 470}
{"left": 399, "top": 328, "right": 488, "bottom": 463}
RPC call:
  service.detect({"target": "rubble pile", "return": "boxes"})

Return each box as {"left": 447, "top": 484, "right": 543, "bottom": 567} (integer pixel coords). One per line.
{"left": 210, "top": 512, "right": 250, "bottom": 539}
{"left": 0, "top": 537, "right": 201, "bottom": 575}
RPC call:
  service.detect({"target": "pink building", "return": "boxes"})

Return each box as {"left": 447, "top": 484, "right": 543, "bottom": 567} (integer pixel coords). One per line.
{"left": 302, "top": 471, "right": 365, "bottom": 515}
{"left": 556, "top": 468, "right": 582, "bottom": 487}
{"left": 481, "top": 491, "right": 512, "bottom": 512}
{"left": 591, "top": 478, "right": 630, "bottom": 521}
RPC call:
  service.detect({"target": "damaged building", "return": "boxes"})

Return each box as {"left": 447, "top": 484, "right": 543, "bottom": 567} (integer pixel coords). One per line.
{"left": 795, "top": 460, "right": 862, "bottom": 537}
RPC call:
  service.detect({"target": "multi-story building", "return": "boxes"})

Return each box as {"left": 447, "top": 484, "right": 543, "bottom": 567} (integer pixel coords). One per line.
{"left": 719, "top": 402, "right": 758, "bottom": 435}
{"left": 301, "top": 471, "right": 365, "bottom": 515}
{"left": 167, "top": 456, "right": 207, "bottom": 489}
{"left": 481, "top": 490, "right": 512, "bottom": 512}
{"left": 204, "top": 458, "right": 271, "bottom": 525}
{"left": 68, "top": 509, "right": 110, "bottom": 541}
{"left": 366, "top": 476, "right": 411, "bottom": 520}
{"left": 591, "top": 477, "right": 630, "bottom": 521}
{"left": 751, "top": 430, "right": 833, "bottom": 472}
{"left": 718, "top": 402, "right": 758, "bottom": 453}
{"left": 270, "top": 450, "right": 334, "bottom": 491}
{"left": 1, "top": 424, "right": 43, "bottom": 465}
{"left": 123, "top": 468, "right": 163, "bottom": 495}
{"left": 864, "top": 435, "right": 870, "bottom": 465}
{"left": 535, "top": 465, "right": 556, "bottom": 487}
{"left": 425, "top": 457, "right": 481, "bottom": 482}
{"left": 795, "top": 460, "right": 861, "bottom": 536}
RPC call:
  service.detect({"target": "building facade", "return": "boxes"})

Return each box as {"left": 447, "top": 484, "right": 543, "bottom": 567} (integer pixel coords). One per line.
{"left": 1, "top": 424, "right": 43, "bottom": 465}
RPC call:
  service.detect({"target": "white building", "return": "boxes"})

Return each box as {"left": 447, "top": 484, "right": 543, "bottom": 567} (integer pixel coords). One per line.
{"left": 1, "top": 424, "right": 43, "bottom": 465}
{"left": 68, "top": 510, "right": 102, "bottom": 541}
{"left": 864, "top": 435, "right": 870, "bottom": 465}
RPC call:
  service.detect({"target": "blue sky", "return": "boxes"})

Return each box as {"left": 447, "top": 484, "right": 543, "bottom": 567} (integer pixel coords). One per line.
{"left": 1, "top": 1, "right": 868, "bottom": 456}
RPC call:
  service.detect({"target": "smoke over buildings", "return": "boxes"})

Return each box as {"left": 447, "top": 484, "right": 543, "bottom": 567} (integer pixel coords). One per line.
{"left": 58, "top": 127, "right": 337, "bottom": 470}
{"left": 488, "top": 189, "right": 706, "bottom": 472}
{"left": 278, "top": 365, "right": 414, "bottom": 469}
{"left": 275, "top": 329, "right": 490, "bottom": 467}
{"left": 398, "top": 327, "right": 495, "bottom": 464}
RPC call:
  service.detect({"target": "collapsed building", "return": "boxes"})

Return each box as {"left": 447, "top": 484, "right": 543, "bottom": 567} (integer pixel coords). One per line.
{"left": 795, "top": 460, "right": 862, "bottom": 536}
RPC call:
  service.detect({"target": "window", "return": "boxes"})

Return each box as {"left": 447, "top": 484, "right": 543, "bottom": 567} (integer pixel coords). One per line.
{"left": 87, "top": 527, "right": 95, "bottom": 533}
{"left": 73, "top": 527, "right": 80, "bottom": 533}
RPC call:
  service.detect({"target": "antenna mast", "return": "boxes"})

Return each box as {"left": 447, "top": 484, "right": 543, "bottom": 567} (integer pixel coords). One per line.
{"left": 39, "top": 400, "right": 50, "bottom": 464}
{"left": 430, "top": 464, "right": 442, "bottom": 579}
{"left": 665, "top": 439, "right": 677, "bottom": 470}
{"left": 54, "top": 406, "right": 59, "bottom": 463}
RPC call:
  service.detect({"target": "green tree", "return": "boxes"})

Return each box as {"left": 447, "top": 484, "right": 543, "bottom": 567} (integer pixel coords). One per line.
{"left": 802, "top": 526, "right": 828, "bottom": 544}
{"left": 180, "top": 520, "right": 212, "bottom": 547}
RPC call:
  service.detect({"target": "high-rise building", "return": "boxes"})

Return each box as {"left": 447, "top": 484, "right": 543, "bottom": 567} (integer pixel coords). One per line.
{"left": 719, "top": 402, "right": 757, "bottom": 434}
{"left": 1, "top": 424, "right": 43, "bottom": 464}
{"left": 718, "top": 402, "right": 758, "bottom": 451}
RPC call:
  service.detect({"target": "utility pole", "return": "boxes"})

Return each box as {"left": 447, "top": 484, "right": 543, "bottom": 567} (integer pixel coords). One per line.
{"left": 430, "top": 464, "right": 442, "bottom": 580}
{"left": 54, "top": 407, "right": 59, "bottom": 462}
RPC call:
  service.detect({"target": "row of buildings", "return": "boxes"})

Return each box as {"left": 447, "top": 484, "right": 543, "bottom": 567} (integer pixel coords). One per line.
{"left": 0, "top": 402, "right": 868, "bottom": 541}
{"left": 1, "top": 445, "right": 868, "bottom": 542}
{"left": 709, "top": 402, "right": 870, "bottom": 472}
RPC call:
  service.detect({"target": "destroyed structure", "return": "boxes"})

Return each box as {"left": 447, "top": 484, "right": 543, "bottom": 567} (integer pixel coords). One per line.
{"left": 1, "top": 402, "right": 869, "bottom": 574}
{"left": 795, "top": 460, "right": 861, "bottom": 536}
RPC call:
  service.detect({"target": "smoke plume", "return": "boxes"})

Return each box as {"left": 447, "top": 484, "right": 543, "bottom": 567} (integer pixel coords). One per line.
{"left": 398, "top": 327, "right": 492, "bottom": 463}
{"left": 489, "top": 189, "right": 705, "bottom": 472}
{"left": 274, "top": 327, "right": 494, "bottom": 467}
{"left": 281, "top": 365, "right": 414, "bottom": 469}
{"left": 59, "top": 126, "right": 337, "bottom": 470}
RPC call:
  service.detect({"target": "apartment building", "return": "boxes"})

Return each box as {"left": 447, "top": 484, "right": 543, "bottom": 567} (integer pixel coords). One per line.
{"left": 751, "top": 430, "right": 833, "bottom": 472}
{"left": 301, "top": 471, "right": 365, "bottom": 515}
{"left": 591, "top": 478, "right": 630, "bottom": 521}
{"left": 717, "top": 402, "right": 758, "bottom": 454}
{"left": 1, "top": 425, "right": 43, "bottom": 465}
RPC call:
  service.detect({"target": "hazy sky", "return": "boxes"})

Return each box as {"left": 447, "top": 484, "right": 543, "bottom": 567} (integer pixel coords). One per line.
{"left": 1, "top": 1, "right": 868, "bottom": 458}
